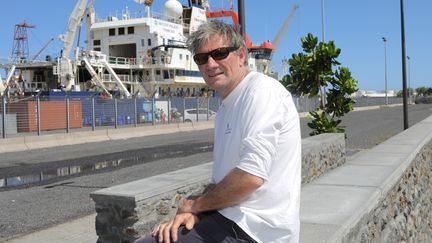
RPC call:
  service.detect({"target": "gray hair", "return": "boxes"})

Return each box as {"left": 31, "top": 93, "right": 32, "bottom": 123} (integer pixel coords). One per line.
{"left": 187, "top": 20, "right": 248, "bottom": 62}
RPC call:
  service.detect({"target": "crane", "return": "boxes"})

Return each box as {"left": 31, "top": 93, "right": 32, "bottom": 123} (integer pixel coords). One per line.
{"left": 55, "top": 0, "right": 130, "bottom": 97}
{"left": 206, "top": 4, "right": 298, "bottom": 75}
{"left": 56, "top": 0, "right": 93, "bottom": 91}
{"left": 206, "top": 4, "right": 298, "bottom": 57}
{"left": 31, "top": 37, "right": 54, "bottom": 63}
{"left": 271, "top": 4, "right": 299, "bottom": 55}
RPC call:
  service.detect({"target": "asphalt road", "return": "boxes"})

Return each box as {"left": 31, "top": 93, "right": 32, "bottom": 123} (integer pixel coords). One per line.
{"left": 1, "top": 104, "right": 431, "bottom": 240}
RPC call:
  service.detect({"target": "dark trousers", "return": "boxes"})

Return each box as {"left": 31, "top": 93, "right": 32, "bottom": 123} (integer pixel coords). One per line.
{"left": 133, "top": 211, "right": 258, "bottom": 243}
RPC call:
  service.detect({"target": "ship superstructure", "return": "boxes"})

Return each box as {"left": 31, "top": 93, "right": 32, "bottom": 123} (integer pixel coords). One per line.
{"left": 79, "top": 0, "right": 209, "bottom": 98}
{"left": 0, "top": 0, "right": 297, "bottom": 99}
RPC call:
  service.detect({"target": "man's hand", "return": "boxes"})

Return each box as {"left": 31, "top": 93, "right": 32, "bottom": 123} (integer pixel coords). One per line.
{"left": 177, "top": 196, "right": 199, "bottom": 215}
{"left": 152, "top": 213, "right": 199, "bottom": 243}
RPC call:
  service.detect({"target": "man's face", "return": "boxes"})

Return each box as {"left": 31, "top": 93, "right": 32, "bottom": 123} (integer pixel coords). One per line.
{"left": 196, "top": 34, "right": 247, "bottom": 99}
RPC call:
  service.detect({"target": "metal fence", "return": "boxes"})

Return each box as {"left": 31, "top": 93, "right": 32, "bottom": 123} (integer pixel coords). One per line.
{"left": 0, "top": 95, "right": 411, "bottom": 138}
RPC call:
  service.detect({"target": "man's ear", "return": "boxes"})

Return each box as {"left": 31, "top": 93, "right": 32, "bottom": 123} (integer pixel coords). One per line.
{"left": 238, "top": 46, "right": 247, "bottom": 66}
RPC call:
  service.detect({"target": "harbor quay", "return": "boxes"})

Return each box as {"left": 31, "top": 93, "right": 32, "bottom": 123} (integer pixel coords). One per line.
{"left": 0, "top": 103, "right": 428, "bottom": 242}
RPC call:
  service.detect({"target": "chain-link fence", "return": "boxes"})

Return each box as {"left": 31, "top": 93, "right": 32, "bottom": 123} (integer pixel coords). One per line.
{"left": 0, "top": 95, "right": 412, "bottom": 138}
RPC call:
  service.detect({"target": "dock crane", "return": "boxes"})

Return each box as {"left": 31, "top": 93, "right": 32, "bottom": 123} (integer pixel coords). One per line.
{"left": 56, "top": 0, "right": 90, "bottom": 91}
{"left": 206, "top": 4, "right": 298, "bottom": 57}
{"left": 54, "top": 0, "right": 130, "bottom": 98}
{"left": 31, "top": 37, "right": 54, "bottom": 63}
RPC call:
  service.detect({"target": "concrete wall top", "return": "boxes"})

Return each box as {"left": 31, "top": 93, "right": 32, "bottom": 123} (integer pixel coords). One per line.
{"left": 299, "top": 114, "right": 432, "bottom": 242}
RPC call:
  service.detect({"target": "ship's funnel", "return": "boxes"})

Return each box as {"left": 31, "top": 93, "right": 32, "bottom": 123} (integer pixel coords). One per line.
{"left": 135, "top": 0, "right": 153, "bottom": 7}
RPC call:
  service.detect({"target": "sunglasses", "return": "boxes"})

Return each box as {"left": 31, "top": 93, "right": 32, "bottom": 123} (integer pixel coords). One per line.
{"left": 193, "top": 46, "right": 239, "bottom": 65}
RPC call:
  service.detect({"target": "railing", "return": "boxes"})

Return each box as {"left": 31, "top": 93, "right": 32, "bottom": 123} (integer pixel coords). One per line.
{"left": 0, "top": 95, "right": 410, "bottom": 138}
{"left": 95, "top": 10, "right": 182, "bottom": 24}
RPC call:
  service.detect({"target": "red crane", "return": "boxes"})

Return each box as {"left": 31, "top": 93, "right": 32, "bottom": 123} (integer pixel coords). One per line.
{"left": 206, "top": 4, "right": 298, "bottom": 59}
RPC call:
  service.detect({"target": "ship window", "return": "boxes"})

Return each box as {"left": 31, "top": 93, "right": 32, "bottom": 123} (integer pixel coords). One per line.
{"left": 128, "top": 26, "right": 134, "bottom": 34}
{"left": 94, "top": 47, "right": 101, "bottom": 51}
{"left": 148, "top": 39, "right": 152, "bottom": 46}
{"left": 109, "top": 28, "right": 115, "bottom": 36}
{"left": 179, "top": 54, "right": 183, "bottom": 60}
{"left": 141, "top": 39, "right": 145, "bottom": 47}
{"left": 93, "top": 40, "right": 101, "bottom": 46}
{"left": 186, "top": 55, "right": 189, "bottom": 60}
{"left": 156, "top": 70, "right": 161, "bottom": 75}
{"left": 118, "top": 27, "right": 125, "bottom": 35}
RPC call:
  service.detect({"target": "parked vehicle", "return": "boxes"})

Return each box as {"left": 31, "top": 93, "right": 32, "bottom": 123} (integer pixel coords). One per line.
{"left": 183, "top": 108, "right": 216, "bottom": 122}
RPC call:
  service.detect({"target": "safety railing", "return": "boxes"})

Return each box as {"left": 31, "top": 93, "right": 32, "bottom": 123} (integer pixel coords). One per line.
{"left": 0, "top": 95, "right": 410, "bottom": 138}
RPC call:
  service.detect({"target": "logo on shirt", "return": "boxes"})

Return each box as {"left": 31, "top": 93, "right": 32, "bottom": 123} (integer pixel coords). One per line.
{"left": 224, "top": 123, "right": 232, "bottom": 134}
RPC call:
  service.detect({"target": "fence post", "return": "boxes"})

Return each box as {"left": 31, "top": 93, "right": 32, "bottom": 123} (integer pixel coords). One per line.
{"left": 134, "top": 97, "right": 138, "bottom": 127}
{"left": 66, "top": 95, "right": 70, "bottom": 133}
{"left": 92, "top": 97, "right": 96, "bottom": 131}
{"left": 207, "top": 98, "right": 210, "bottom": 121}
{"left": 182, "top": 98, "right": 185, "bottom": 123}
{"left": 167, "top": 97, "right": 171, "bottom": 124}
{"left": 196, "top": 97, "right": 199, "bottom": 122}
{"left": 2, "top": 95, "right": 5, "bottom": 138}
{"left": 152, "top": 97, "right": 155, "bottom": 126}
{"left": 114, "top": 98, "right": 118, "bottom": 129}
{"left": 37, "top": 96, "right": 41, "bottom": 136}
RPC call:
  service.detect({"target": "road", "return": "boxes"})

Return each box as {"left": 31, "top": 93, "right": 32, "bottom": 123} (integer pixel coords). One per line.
{"left": 0, "top": 104, "right": 431, "bottom": 240}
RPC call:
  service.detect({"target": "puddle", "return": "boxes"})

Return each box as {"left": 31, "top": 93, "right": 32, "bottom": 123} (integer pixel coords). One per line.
{"left": 0, "top": 144, "right": 213, "bottom": 189}
{"left": 0, "top": 159, "right": 125, "bottom": 189}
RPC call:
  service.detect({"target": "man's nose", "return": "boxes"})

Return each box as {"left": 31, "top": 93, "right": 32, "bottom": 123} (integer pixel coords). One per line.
{"left": 206, "top": 55, "right": 219, "bottom": 67}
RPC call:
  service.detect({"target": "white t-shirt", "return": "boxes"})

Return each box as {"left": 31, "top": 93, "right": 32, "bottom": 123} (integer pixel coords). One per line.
{"left": 212, "top": 71, "right": 301, "bottom": 243}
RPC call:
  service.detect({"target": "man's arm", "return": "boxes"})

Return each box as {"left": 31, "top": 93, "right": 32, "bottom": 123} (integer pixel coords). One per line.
{"left": 177, "top": 168, "right": 264, "bottom": 214}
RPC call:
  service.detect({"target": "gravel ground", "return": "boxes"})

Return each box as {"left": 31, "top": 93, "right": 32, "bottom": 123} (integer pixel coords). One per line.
{"left": 0, "top": 152, "right": 213, "bottom": 240}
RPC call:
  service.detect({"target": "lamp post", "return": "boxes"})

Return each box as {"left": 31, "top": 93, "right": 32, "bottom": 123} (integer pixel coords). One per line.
{"left": 382, "top": 37, "right": 388, "bottom": 105}
{"left": 407, "top": 55, "right": 411, "bottom": 102}
{"left": 400, "top": 0, "right": 409, "bottom": 129}
{"left": 321, "top": 0, "right": 325, "bottom": 42}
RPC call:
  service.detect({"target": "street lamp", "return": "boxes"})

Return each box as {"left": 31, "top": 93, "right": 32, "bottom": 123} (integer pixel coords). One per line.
{"left": 400, "top": 0, "right": 409, "bottom": 129}
{"left": 382, "top": 37, "right": 388, "bottom": 105}
{"left": 321, "top": 0, "right": 325, "bottom": 42}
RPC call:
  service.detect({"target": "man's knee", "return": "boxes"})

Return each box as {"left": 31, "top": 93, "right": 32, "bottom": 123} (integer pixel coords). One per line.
{"left": 133, "top": 226, "right": 202, "bottom": 243}
{"left": 133, "top": 235, "right": 157, "bottom": 243}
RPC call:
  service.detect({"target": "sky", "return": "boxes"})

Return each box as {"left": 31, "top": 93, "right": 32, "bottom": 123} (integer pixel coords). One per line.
{"left": 0, "top": 0, "right": 431, "bottom": 92}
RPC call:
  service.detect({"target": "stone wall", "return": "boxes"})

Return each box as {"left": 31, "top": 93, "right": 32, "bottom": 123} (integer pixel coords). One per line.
{"left": 299, "top": 115, "right": 432, "bottom": 243}
{"left": 301, "top": 133, "right": 345, "bottom": 183}
{"left": 342, "top": 140, "right": 432, "bottom": 243}
{"left": 90, "top": 133, "right": 345, "bottom": 243}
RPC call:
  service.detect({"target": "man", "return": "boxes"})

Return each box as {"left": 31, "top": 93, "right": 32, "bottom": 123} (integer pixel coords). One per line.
{"left": 134, "top": 20, "right": 301, "bottom": 243}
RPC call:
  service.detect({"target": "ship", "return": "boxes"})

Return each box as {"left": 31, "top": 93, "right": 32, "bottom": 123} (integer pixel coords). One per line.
{"left": 0, "top": 0, "right": 297, "bottom": 99}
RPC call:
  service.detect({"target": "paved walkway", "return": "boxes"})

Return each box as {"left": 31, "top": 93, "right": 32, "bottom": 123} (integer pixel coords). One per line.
{"left": 6, "top": 214, "right": 97, "bottom": 243}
